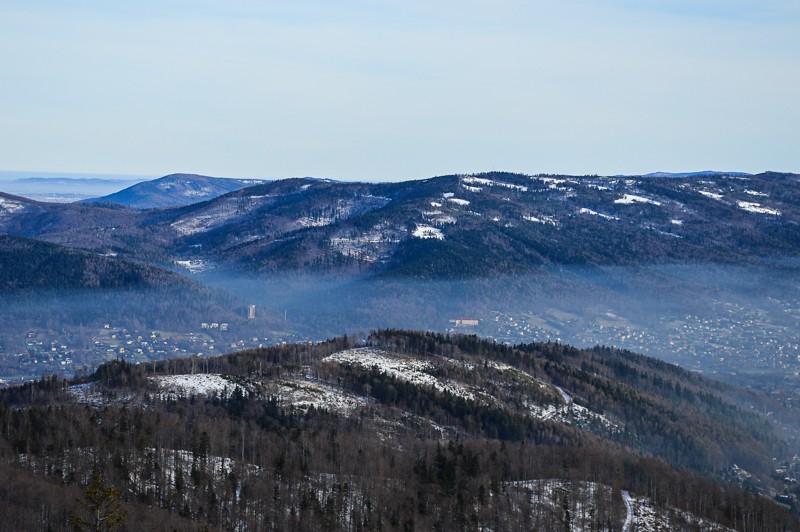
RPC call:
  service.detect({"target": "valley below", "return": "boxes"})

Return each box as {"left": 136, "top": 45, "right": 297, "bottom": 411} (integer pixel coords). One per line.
{"left": 2, "top": 170, "right": 800, "bottom": 530}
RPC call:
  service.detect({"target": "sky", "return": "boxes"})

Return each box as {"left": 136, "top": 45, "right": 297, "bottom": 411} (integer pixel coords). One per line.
{"left": 1, "top": 0, "right": 798, "bottom": 182}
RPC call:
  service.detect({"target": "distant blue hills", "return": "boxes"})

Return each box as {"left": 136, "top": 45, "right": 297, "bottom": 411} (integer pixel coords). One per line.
{"left": 81, "top": 173, "right": 267, "bottom": 209}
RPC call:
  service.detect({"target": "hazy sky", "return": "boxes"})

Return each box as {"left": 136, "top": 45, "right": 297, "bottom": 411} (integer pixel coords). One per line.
{"left": 1, "top": 1, "right": 798, "bottom": 181}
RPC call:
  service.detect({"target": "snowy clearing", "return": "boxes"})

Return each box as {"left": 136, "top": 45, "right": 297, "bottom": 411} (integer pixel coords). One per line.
{"left": 182, "top": 186, "right": 213, "bottom": 197}
{"left": 175, "top": 259, "right": 210, "bottom": 273}
{"left": 579, "top": 208, "right": 620, "bottom": 221}
{"left": 0, "top": 197, "right": 24, "bottom": 214}
{"left": 698, "top": 190, "right": 724, "bottom": 200}
{"left": 737, "top": 201, "right": 781, "bottom": 216}
{"left": 507, "top": 480, "right": 733, "bottom": 532}
{"left": 151, "top": 374, "right": 249, "bottom": 399}
{"left": 744, "top": 189, "right": 768, "bottom": 197}
{"left": 461, "top": 176, "right": 528, "bottom": 192}
{"left": 447, "top": 197, "right": 470, "bottom": 206}
{"left": 614, "top": 194, "right": 662, "bottom": 206}
{"left": 670, "top": 219, "right": 683, "bottom": 225}
{"left": 68, "top": 382, "right": 133, "bottom": 407}
{"left": 432, "top": 215, "right": 457, "bottom": 225}
{"left": 270, "top": 378, "right": 366, "bottom": 414}
{"left": 296, "top": 215, "right": 334, "bottom": 228}
{"left": 523, "top": 214, "right": 557, "bottom": 225}
{"left": 323, "top": 348, "right": 476, "bottom": 401}
{"left": 330, "top": 225, "right": 404, "bottom": 262}
{"left": 412, "top": 224, "right": 444, "bottom": 240}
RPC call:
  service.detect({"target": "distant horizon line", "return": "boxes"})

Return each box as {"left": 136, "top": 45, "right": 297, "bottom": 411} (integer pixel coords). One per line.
{"left": 1, "top": 168, "right": 795, "bottom": 183}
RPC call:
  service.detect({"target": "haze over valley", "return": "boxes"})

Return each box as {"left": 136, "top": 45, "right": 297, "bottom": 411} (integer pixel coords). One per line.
{"left": 3, "top": 170, "right": 800, "bottom": 529}
{"left": 1, "top": 170, "right": 798, "bottom": 398}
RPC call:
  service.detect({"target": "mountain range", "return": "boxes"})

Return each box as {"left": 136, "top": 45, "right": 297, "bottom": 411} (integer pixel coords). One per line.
{"left": 2, "top": 171, "right": 798, "bottom": 278}
{"left": 2, "top": 170, "right": 800, "bottom": 529}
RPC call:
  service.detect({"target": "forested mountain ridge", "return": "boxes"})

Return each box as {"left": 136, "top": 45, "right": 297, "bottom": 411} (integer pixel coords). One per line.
{"left": 81, "top": 173, "right": 266, "bottom": 209}
{"left": 157, "top": 171, "right": 800, "bottom": 277}
{"left": 0, "top": 233, "right": 190, "bottom": 290}
{"left": 2, "top": 171, "right": 799, "bottom": 277}
{"left": 1, "top": 330, "right": 797, "bottom": 530}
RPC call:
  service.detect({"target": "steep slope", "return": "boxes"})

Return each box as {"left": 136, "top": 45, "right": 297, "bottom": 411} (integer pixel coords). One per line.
{"left": 82, "top": 173, "right": 266, "bottom": 209}
{"left": 163, "top": 171, "right": 800, "bottom": 276}
{"left": 1, "top": 331, "right": 797, "bottom": 531}
{"left": 3, "top": 171, "right": 800, "bottom": 277}
{"left": 0, "top": 191, "right": 182, "bottom": 266}
{"left": 0, "top": 233, "right": 188, "bottom": 290}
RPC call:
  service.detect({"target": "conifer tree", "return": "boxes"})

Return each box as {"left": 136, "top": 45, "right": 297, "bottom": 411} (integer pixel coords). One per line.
{"left": 68, "top": 470, "right": 128, "bottom": 531}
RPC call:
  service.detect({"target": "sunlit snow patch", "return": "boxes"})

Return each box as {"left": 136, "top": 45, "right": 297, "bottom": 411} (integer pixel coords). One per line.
{"left": 614, "top": 194, "right": 662, "bottom": 206}
{"left": 323, "top": 348, "right": 475, "bottom": 400}
{"left": 505, "top": 480, "right": 733, "bottom": 532}
{"left": 744, "top": 189, "right": 768, "bottom": 197}
{"left": 296, "top": 215, "right": 334, "bottom": 227}
{"left": 432, "top": 215, "right": 457, "bottom": 225}
{"left": 698, "top": 190, "right": 724, "bottom": 200}
{"left": 412, "top": 224, "right": 444, "bottom": 240}
{"left": 183, "top": 186, "right": 213, "bottom": 197}
{"left": 579, "top": 208, "right": 619, "bottom": 221}
{"left": 461, "top": 176, "right": 528, "bottom": 192}
{"left": 176, "top": 259, "right": 210, "bottom": 273}
{"left": 271, "top": 379, "right": 366, "bottom": 414}
{"left": 737, "top": 201, "right": 780, "bottom": 215}
{"left": 447, "top": 197, "right": 470, "bottom": 206}
{"left": 0, "top": 197, "right": 24, "bottom": 214}
{"left": 152, "top": 374, "right": 248, "bottom": 399}
{"left": 523, "top": 214, "right": 557, "bottom": 225}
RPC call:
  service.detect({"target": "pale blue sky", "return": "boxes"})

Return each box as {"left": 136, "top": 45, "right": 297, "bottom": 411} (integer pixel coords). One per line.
{"left": 1, "top": 1, "right": 798, "bottom": 181}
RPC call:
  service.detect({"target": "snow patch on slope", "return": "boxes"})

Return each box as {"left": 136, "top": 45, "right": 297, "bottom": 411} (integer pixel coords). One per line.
{"left": 271, "top": 378, "right": 366, "bottom": 414}
{"left": 698, "top": 190, "right": 724, "bottom": 200}
{"left": 68, "top": 382, "right": 132, "bottom": 407}
{"left": 507, "top": 480, "right": 733, "bottom": 532}
{"left": 524, "top": 214, "right": 557, "bottom": 225}
{"left": 296, "top": 215, "right": 334, "bottom": 228}
{"left": 447, "top": 197, "right": 470, "bottom": 206}
{"left": 152, "top": 374, "right": 248, "bottom": 399}
{"left": 614, "top": 194, "right": 662, "bottom": 206}
{"left": 579, "top": 208, "right": 620, "bottom": 221}
{"left": 737, "top": 201, "right": 781, "bottom": 216}
{"left": 0, "top": 196, "right": 24, "bottom": 214}
{"left": 175, "top": 259, "right": 211, "bottom": 273}
{"left": 323, "top": 348, "right": 475, "bottom": 400}
{"left": 461, "top": 176, "right": 528, "bottom": 192}
{"left": 412, "top": 224, "right": 444, "bottom": 240}
{"left": 170, "top": 198, "right": 247, "bottom": 236}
